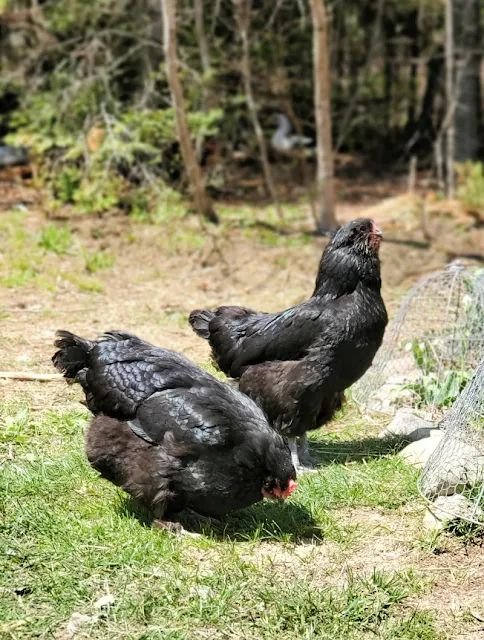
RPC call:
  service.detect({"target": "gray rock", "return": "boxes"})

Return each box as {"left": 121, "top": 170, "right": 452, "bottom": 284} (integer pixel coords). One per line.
{"left": 399, "top": 431, "right": 444, "bottom": 467}
{"left": 379, "top": 408, "right": 435, "bottom": 441}
{"left": 420, "top": 436, "right": 484, "bottom": 497}
{"left": 423, "top": 494, "right": 483, "bottom": 531}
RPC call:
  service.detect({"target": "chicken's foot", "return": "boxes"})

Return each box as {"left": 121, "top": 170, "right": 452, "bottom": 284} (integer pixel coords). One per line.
{"left": 152, "top": 519, "right": 202, "bottom": 538}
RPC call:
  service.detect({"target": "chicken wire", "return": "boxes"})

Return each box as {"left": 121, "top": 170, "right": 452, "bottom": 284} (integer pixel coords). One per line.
{"left": 352, "top": 262, "right": 484, "bottom": 418}
{"left": 418, "top": 358, "right": 484, "bottom": 525}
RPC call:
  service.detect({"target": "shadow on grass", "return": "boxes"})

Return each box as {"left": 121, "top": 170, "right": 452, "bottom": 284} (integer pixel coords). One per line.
{"left": 116, "top": 436, "right": 408, "bottom": 540}
{"left": 309, "top": 434, "right": 408, "bottom": 467}
{"left": 200, "top": 500, "right": 319, "bottom": 542}
{"left": 118, "top": 494, "right": 319, "bottom": 542}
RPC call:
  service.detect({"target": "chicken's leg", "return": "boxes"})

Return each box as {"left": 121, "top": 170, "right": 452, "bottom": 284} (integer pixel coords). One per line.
{"left": 288, "top": 437, "right": 316, "bottom": 475}
{"left": 288, "top": 437, "right": 300, "bottom": 469}
{"left": 298, "top": 434, "right": 315, "bottom": 468}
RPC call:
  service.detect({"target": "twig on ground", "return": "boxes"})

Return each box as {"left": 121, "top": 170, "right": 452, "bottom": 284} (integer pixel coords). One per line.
{"left": 0, "top": 371, "right": 63, "bottom": 382}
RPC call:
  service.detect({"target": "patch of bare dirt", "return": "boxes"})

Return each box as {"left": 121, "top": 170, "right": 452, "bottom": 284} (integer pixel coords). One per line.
{"left": 1, "top": 184, "right": 481, "bottom": 387}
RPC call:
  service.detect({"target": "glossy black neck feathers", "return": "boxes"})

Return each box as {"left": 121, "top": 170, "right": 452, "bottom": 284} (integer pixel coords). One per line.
{"left": 313, "top": 243, "right": 382, "bottom": 297}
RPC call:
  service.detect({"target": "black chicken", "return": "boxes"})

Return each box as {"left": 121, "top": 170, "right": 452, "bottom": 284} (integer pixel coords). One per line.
{"left": 189, "top": 218, "right": 388, "bottom": 471}
{"left": 52, "top": 331, "right": 297, "bottom": 532}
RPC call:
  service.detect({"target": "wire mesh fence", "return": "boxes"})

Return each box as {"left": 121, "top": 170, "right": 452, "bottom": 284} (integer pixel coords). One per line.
{"left": 352, "top": 262, "right": 484, "bottom": 419}
{"left": 418, "top": 358, "right": 484, "bottom": 525}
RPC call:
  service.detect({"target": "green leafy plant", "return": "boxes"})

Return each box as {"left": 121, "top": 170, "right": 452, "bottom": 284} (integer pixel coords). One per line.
{"left": 410, "top": 339, "right": 437, "bottom": 376}
{"left": 73, "top": 174, "right": 125, "bottom": 214}
{"left": 50, "top": 166, "right": 82, "bottom": 204}
{"left": 404, "top": 270, "right": 482, "bottom": 411}
{"left": 38, "top": 224, "right": 72, "bottom": 255}
{"left": 405, "top": 368, "right": 471, "bottom": 409}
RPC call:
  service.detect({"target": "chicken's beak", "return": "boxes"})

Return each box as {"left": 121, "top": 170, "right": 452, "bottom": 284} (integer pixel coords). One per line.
{"left": 274, "top": 479, "right": 298, "bottom": 499}
{"left": 371, "top": 222, "right": 383, "bottom": 239}
{"left": 262, "top": 479, "right": 298, "bottom": 500}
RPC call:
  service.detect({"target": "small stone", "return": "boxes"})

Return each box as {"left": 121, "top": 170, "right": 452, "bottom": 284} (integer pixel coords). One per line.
{"left": 189, "top": 585, "right": 214, "bottom": 600}
{"left": 56, "top": 613, "right": 97, "bottom": 639}
{"left": 399, "top": 431, "right": 443, "bottom": 467}
{"left": 379, "top": 408, "right": 434, "bottom": 441}
{"left": 423, "top": 494, "right": 483, "bottom": 531}
{"left": 423, "top": 509, "right": 445, "bottom": 532}
{"left": 94, "top": 594, "right": 115, "bottom": 610}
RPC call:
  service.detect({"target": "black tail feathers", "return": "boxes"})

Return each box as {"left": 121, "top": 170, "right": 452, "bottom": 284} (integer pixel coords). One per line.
{"left": 188, "top": 309, "right": 215, "bottom": 339}
{"left": 52, "top": 330, "right": 93, "bottom": 379}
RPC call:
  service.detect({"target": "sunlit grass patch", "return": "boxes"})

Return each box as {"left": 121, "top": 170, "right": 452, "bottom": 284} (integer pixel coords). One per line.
{"left": 0, "top": 254, "right": 40, "bottom": 288}
{"left": 61, "top": 272, "right": 104, "bottom": 293}
{"left": 0, "top": 210, "right": 113, "bottom": 293}
{"left": 38, "top": 223, "right": 73, "bottom": 255}
{"left": 0, "top": 210, "right": 43, "bottom": 288}
{"left": 83, "top": 249, "right": 115, "bottom": 273}
{"left": 0, "top": 401, "right": 443, "bottom": 639}
{"left": 199, "top": 360, "right": 228, "bottom": 382}
{"left": 157, "top": 308, "right": 189, "bottom": 329}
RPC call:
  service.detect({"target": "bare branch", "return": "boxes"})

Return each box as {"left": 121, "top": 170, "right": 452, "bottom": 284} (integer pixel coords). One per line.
{"left": 160, "top": 0, "right": 218, "bottom": 223}
{"left": 194, "top": 0, "right": 210, "bottom": 72}
{"left": 0, "top": 372, "right": 63, "bottom": 382}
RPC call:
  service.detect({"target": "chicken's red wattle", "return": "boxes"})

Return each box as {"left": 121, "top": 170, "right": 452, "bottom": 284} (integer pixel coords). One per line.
{"left": 285, "top": 478, "right": 298, "bottom": 497}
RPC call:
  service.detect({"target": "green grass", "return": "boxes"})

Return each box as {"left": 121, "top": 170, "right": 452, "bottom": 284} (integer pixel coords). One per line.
{"left": 0, "top": 210, "right": 113, "bottom": 293}
{"left": 0, "top": 399, "right": 447, "bottom": 639}
{"left": 38, "top": 223, "right": 73, "bottom": 255}
{"left": 63, "top": 272, "right": 104, "bottom": 293}
{"left": 84, "top": 249, "right": 115, "bottom": 273}
{"left": 0, "top": 211, "right": 43, "bottom": 288}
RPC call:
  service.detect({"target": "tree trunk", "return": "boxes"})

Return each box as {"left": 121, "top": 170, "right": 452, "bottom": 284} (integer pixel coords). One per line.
{"left": 415, "top": 56, "right": 443, "bottom": 148}
{"left": 309, "top": 0, "right": 337, "bottom": 232}
{"left": 452, "top": 0, "right": 481, "bottom": 161}
{"left": 406, "top": 10, "right": 419, "bottom": 133}
{"left": 445, "top": 0, "right": 456, "bottom": 197}
{"left": 383, "top": 14, "right": 395, "bottom": 136}
{"left": 194, "top": 0, "right": 210, "bottom": 73}
{"left": 233, "top": 0, "right": 283, "bottom": 220}
{"left": 161, "top": 0, "right": 218, "bottom": 223}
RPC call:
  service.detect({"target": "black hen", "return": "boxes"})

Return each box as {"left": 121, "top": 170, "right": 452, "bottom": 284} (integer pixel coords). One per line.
{"left": 189, "top": 218, "right": 388, "bottom": 470}
{"left": 52, "top": 331, "right": 297, "bottom": 531}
